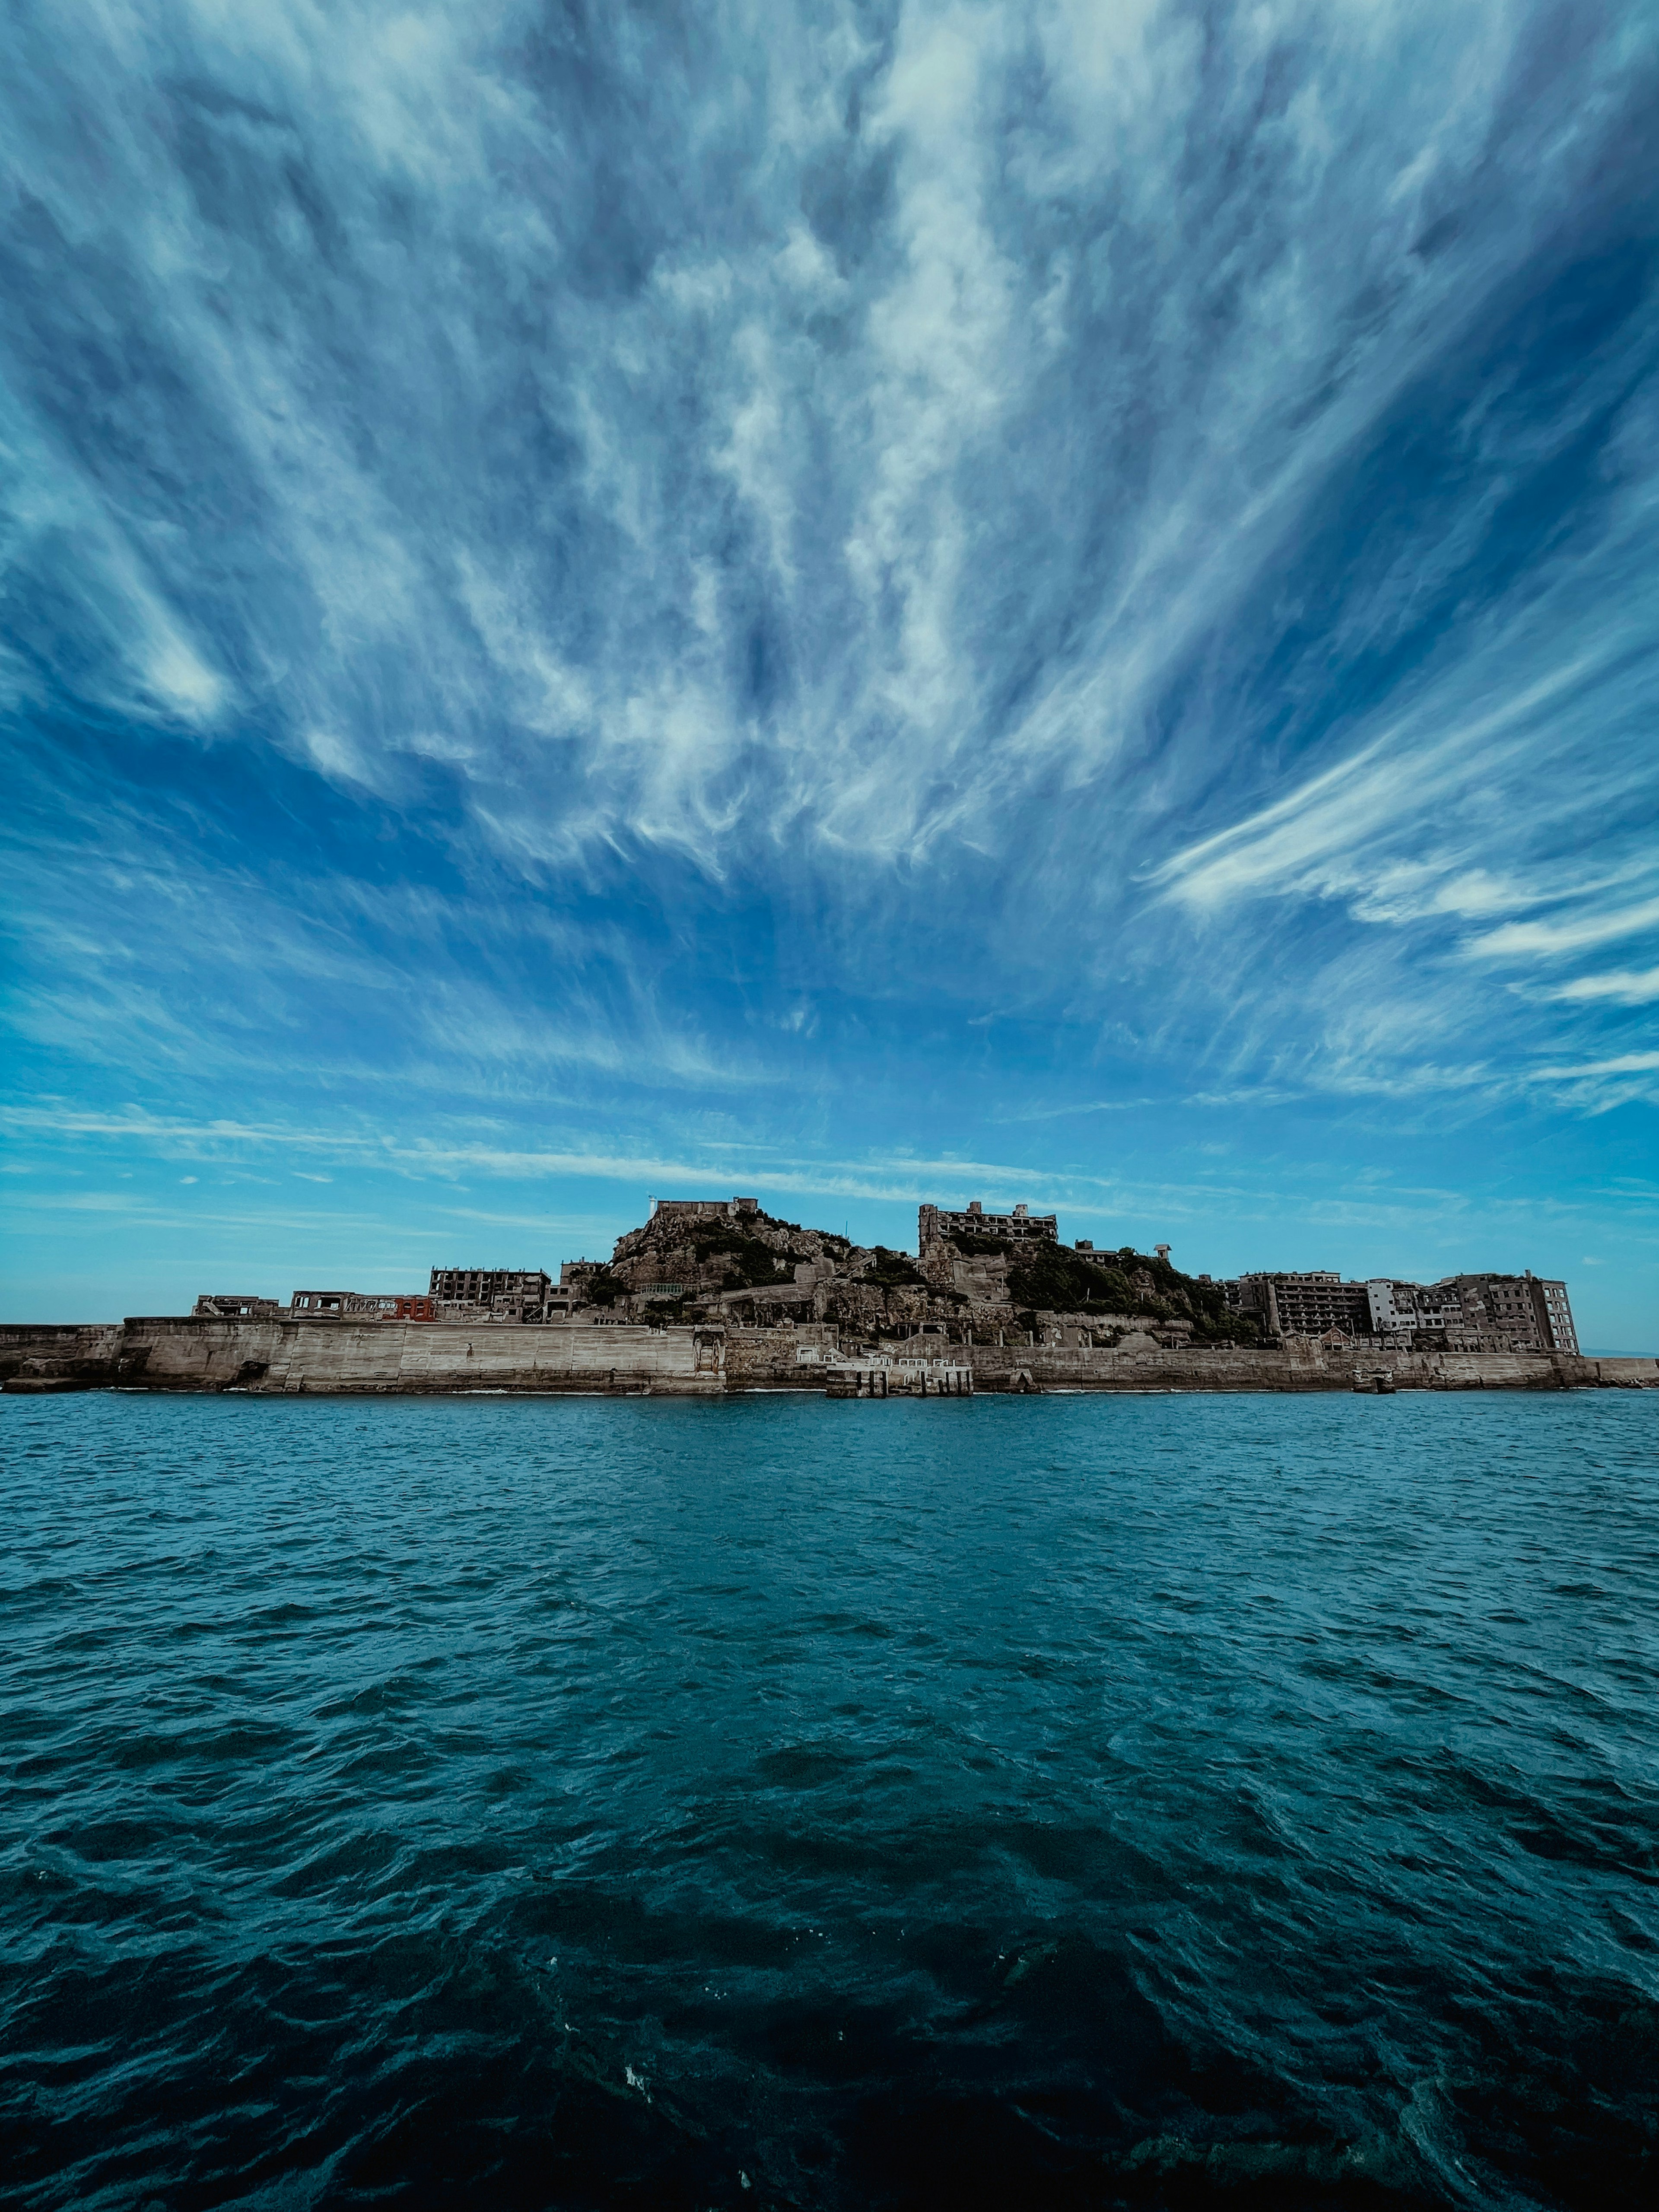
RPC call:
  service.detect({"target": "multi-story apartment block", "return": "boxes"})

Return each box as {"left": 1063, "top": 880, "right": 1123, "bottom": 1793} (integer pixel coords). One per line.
{"left": 1224, "top": 1268, "right": 1577, "bottom": 1352}
{"left": 918, "top": 1199, "right": 1058, "bottom": 1249}
{"left": 1228, "top": 1271, "right": 1373, "bottom": 1338}
{"left": 428, "top": 1268, "right": 555, "bottom": 1322}
{"left": 1440, "top": 1273, "right": 1578, "bottom": 1354}
{"left": 1365, "top": 1279, "right": 1482, "bottom": 1349}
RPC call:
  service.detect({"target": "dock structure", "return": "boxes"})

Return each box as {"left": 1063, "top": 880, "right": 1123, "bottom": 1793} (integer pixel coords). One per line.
{"left": 825, "top": 1364, "right": 890, "bottom": 1398}
{"left": 825, "top": 1356, "right": 972, "bottom": 1398}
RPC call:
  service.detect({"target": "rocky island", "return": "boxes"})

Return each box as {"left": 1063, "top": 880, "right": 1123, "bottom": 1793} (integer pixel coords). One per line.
{"left": 3, "top": 1195, "right": 1653, "bottom": 1395}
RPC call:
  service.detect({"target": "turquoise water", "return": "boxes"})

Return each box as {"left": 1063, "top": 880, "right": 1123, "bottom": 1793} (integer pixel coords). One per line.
{"left": 2, "top": 1391, "right": 1656, "bottom": 2209}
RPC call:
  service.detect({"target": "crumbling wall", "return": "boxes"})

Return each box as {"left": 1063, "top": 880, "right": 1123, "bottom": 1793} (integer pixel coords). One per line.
{"left": 723, "top": 1323, "right": 837, "bottom": 1389}
{"left": 0, "top": 1324, "right": 123, "bottom": 1385}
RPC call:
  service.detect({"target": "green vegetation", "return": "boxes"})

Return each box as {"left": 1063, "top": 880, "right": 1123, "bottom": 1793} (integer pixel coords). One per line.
{"left": 1006, "top": 1244, "right": 1142, "bottom": 1315}
{"left": 862, "top": 1246, "right": 925, "bottom": 1289}
{"left": 1004, "top": 1243, "right": 1261, "bottom": 1344}
{"left": 585, "top": 1270, "right": 623, "bottom": 1307}
{"left": 691, "top": 1224, "right": 792, "bottom": 1288}
{"left": 948, "top": 1231, "right": 1012, "bottom": 1259}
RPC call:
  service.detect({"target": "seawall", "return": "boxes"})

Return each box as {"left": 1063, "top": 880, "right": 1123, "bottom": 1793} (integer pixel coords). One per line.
{"left": 3, "top": 1318, "right": 1656, "bottom": 1395}
{"left": 1, "top": 1318, "right": 724, "bottom": 1395}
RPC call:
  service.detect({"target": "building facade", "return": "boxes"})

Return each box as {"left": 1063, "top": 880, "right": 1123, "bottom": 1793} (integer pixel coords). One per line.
{"left": 648, "top": 1196, "right": 760, "bottom": 1223}
{"left": 1224, "top": 1268, "right": 1578, "bottom": 1353}
{"left": 1228, "top": 1272, "right": 1373, "bottom": 1338}
{"left": 289, "top": 1290, "right": 409, "bottom": 1319}
{"left": 1364, "top": 1279, "right": 1482, "bottom": 1350}
{"left": 428, "top": 1268, "right": 555, "bottom": 1321}
{"left": 918, "top": 1200, "right": 1059, "bottom": 1250}
{"left": 1440, "top": 1273, "right": 1578, "bottom": 1354}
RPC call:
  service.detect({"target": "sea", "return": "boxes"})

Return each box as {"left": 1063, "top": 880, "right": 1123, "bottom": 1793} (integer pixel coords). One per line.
{"left": 2, "top": 1390, "right": 1655, "bottom": 2211}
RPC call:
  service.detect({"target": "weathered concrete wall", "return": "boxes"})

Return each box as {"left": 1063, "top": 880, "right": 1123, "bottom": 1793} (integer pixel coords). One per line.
{"left": 0, "top": 1325, "right": 124, "bottom": 1384}
{"left": 1586, "top": 1357, "right": 1659, "bottom": 1387}
{"left": 4, "top": 1319, "right": 1653, "bottom": 1396}
{"left": 724, "top": 1323, "right": 838, "bottom": 1389}
{"left": 963, "top": 1341, "right": 1595, "bottom": 1392}
{"left": 99, "top": 1318, "right": 724, "bottom": 1395}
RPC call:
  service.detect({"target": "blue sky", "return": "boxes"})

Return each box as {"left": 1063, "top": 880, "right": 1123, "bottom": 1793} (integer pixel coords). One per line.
{"left": 2, "top": 0, "right": 1656, "bottom": 1348}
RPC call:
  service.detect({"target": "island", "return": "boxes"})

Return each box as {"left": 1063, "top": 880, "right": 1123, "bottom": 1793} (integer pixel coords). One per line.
{"left": 3, "top": 1196, "right": 1653, "bottom": 1395}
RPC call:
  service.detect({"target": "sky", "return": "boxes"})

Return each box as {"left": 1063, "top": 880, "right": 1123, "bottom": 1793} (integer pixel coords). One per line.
{"left": 2, "top": 0, "right": 1656, "bottom": 1348}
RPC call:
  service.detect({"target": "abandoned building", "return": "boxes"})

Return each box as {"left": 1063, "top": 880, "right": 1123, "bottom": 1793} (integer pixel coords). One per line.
{"left": 428, "top": 1268, "right": 556, "bottom": 1322}
{"left": 1225, "top": 1268, "right": 1577, "bottom": 1353}
{"left": 180, "top": 1194, "right": 1580, "bottom": 1370}
{"left": 648, "top": 1196, "right": 761, "bottom": 1223}
{"left": 289, "top": 1290, "right": 408, "bottom": 1318}
{"left": 918, "top": 1200, "right": 1059, "bottom": 1252}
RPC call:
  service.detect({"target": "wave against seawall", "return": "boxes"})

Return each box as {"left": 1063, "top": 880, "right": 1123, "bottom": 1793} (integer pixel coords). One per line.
{"left": 3, "top": 1391, "right": 1656, "bottom": 2211}
{"left": 5, "top": 1317, "right": 1655, "bottom": 1394}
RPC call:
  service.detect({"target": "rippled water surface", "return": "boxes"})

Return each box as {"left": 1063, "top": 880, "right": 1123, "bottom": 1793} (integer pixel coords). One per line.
{"left": 3, "top": 1391, "right": 1656, "bottom": 2211}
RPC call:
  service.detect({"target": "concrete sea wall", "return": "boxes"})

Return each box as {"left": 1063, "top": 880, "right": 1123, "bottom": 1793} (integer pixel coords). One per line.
{"left": 1, "top": 1319, "right": 724, "bottom": 1394}
{"left": 970, "top": 1342, "right": 1634, "bottom": 1393}
{"left": 3, "top": 1318, "right": 1656, "bottom": 1395}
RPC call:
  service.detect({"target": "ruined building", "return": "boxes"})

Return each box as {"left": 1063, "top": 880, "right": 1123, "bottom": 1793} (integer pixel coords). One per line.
{"left": 184, "top": 1195, "right": 1578, "bottom": 1366}
{"left": 1227, "top": 1268, "right": 1578, "bottom": 1353}
{"left": 918, "top": 1199, "right": 1057, "bottom": 1255}
{"left": 428, "top": 1268, "right": 555, "bottom": 1322}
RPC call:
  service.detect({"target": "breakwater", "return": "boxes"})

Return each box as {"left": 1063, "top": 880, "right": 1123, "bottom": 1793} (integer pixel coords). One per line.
{"left": 3, "top": 1316, "right": 1654, "bottom": 1395}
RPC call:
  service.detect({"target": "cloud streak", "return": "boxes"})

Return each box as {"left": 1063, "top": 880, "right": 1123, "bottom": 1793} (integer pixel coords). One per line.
{"left": 2, "top": 0, "right": 1656, "bottom": 1327}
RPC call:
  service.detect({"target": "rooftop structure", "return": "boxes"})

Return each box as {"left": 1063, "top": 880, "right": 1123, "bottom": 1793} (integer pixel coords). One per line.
{"left": 648, "top": 1196, "right": 760, "bottom": 1221}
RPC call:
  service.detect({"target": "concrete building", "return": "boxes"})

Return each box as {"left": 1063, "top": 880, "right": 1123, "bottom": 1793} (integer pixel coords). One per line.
{"left": 193, "top": 1294, "right": 284, "bottom": 1319}
{"left": 648, "top": 1196, "right": 760, "bottom": 1223}
{"left": 1365, "top": 1279, "right": 1480, "bottom": 1350}
{"left": 428, "top": 1268, "right": 555, "bottom": 1322}
{"left": 1225, "top": 1267, "right": 1578, "bottom": 1354}
{"left": 1439, "top": 1273, "right": 1578, "bottom": 1354}
{"left": 1228, "top": 1272, "right": 1373, "bottom": 1338}
{"left": 918, "top": 1200, "right": 1058, "bottom": 1250}
{"left": 289, "top": 1290, "right": 411, "bottom": 1319}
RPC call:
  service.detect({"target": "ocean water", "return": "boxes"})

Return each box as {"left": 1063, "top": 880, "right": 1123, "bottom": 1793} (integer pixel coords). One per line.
{"left": 2, "top": 1392, "right": 1656, "bottom": 2212}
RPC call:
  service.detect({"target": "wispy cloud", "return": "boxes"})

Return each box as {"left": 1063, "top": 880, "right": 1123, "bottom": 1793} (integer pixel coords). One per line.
{"left": 1471, "top": 896, "right": 1659, "bottom": 962}
{"left": 1545, "top": 966, "right": 1659, "bottom": 1005}
{"left": 2, "top": 0, "right": 1656, "bottom": 1332}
